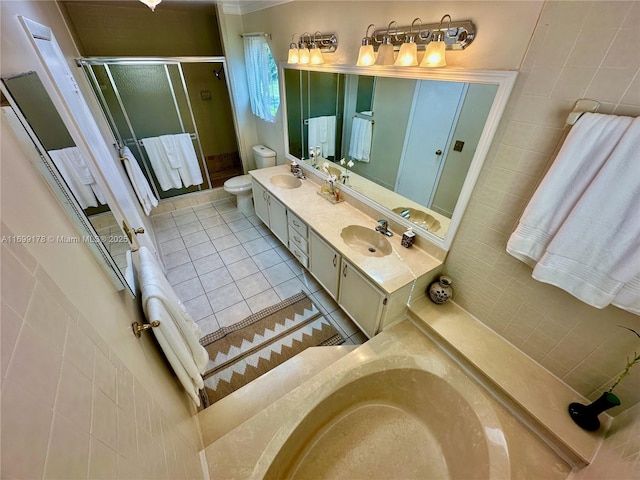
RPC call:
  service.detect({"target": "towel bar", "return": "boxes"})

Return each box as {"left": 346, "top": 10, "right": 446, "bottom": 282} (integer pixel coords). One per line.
{"left": 566, "top": 99, "right": 600, "bottom": 125}
{"left": 132, "top": 320, "right": 160, "bottom": 338}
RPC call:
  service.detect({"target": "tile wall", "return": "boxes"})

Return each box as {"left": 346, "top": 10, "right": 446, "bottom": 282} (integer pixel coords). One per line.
{"left": 1, "top": 229, "right": 204, "bottom": 479}
{"left": 444, "top": 0, "right": 640, "bottom": 412}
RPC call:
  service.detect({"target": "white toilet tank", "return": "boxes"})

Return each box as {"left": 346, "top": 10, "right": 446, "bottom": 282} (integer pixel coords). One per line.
{"left": 253, "top": 145, "right": 276, "bottom": 169}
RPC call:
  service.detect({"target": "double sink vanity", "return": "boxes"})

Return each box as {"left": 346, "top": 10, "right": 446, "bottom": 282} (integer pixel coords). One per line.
{"left": 250, "top": 164, "right": 442, "bottom": 338}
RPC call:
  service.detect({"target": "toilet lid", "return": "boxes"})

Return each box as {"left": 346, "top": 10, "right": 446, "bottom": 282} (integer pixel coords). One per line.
{"left": 224, "top": 174, "right": 252, "bottom": 188}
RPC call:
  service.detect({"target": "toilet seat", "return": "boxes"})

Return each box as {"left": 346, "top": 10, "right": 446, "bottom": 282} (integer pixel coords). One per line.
{"left": 223, "top": 174, "right": 252, "bottom": 193}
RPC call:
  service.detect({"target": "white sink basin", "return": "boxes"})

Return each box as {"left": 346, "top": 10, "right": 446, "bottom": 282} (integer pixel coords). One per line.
{"left": 270, "top": 174, "right": 302, "bottom": 189}
{"left": 340, "top": 225, "right": 392, "bottom": 257}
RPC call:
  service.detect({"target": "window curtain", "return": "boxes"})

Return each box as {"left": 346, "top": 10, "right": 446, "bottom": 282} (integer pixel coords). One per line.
{"left": 243, "top": 35, "right": 280, "bottom": 122}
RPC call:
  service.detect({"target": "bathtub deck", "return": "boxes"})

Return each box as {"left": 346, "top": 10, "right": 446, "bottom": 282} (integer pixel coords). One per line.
{"left": 408, "top": 297, "right": 603, "bottom": 468}
{"left": 198, "top": 345, "right": 356, "bottom": 447}
{"left": 202, "top": 319, "right": 572, "bottom": 480}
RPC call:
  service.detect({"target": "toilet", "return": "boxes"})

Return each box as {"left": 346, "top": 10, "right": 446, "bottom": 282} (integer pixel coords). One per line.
{"left": 223, "top": 145, "right": 276, "bottom": 214}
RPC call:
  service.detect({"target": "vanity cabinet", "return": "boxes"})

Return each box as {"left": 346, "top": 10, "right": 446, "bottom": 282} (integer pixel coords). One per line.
{"left": 252, "top": 179, "right": 288, "bottom": 245}
{"left": 309, "top": 230, "right": 386, "bottom": 338}
{"left": 338, "top": 260, "right": 386, "bottom": 338}
{"left": 309, "top": 230, "right": 341, "bottom": 299}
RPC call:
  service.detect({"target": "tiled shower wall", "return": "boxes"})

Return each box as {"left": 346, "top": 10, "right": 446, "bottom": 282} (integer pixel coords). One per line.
{"left": 1, "top": 229, "right": 204, "bottom": 479}
{"left": 444, "top": 1, "right": 640, "bottom": 411}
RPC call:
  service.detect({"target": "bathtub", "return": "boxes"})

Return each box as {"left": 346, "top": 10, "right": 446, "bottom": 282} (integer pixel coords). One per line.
{"left": 205, "top": 321, "right": 570, "bottom": 480}
{"left": 261, "top": 365, "right": 510, "bottom": 479}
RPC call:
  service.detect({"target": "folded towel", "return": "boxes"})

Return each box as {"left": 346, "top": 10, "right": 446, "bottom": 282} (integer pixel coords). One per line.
{"left": 137, "top": 246, "right": 209, "bottom": 404}
{"left": 159, "top": 135, "right": 183, "bottom": 169}
{"left": 140, "top": 137, "right": 182, "bottom": 191}
{"left": 121, "top": 146, "right": 158, "bottom": 216}
{"left": 48, "top": 147, "right": 105, "bottom": 209}
{"left": 531, "top": 117, "right": 640, "bottom": 313}
{"left": 348, "top": 117, "right": 373, "bottom": 162}
{"left": 507, "top": 113, "right": 634, "bottom": 266}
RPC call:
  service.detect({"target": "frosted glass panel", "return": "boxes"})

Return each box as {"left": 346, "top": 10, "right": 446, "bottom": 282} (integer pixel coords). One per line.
{"left": 110, "top": 65, "right": 182, "bottom": 138}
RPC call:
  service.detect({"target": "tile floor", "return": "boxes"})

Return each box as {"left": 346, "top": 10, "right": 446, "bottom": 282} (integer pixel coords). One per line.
{"left": 152, "top": 199, "right": 368, "bottom": 345}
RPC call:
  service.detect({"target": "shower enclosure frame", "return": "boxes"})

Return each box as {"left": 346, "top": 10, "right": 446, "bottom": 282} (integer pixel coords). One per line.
{"left": 78, "top": 56, "right": 238, "bottom": 200}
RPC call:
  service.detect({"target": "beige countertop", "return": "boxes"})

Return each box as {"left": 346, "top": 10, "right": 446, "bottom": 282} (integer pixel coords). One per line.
{"left": 249, "top": 165, "right": 442, "bottom": 295}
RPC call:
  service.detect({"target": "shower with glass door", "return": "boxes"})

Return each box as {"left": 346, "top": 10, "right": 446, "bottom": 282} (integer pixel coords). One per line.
{"left": 80, "top": 58, "right": 242, "bottom": 200}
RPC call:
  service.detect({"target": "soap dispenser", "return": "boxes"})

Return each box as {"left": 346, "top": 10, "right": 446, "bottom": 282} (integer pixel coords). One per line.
{"left": 401, "top": 227, "right": 415, "bottom": 248}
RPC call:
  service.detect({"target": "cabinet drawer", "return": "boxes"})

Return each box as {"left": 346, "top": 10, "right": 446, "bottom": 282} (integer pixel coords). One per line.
{"left": 288, "top": 225, "right": 308, "bottom": 253}
{"left": 288, "top": 212, "right": 308, "bottom": 238}
{"left": 289, "top": 242, "right": 309, "bottom": 268}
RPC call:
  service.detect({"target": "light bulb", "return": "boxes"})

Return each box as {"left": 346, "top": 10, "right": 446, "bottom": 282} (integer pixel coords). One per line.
{"left": 298, "top": 46, "right": 310, "bottom": 64}
{"left": 375, "top": 37, "right": 395, "bottom": 66}
{"left": 139, "top": 0, "right": 161, "bottom": 11}
{"left": 309, "top": 43, "right": 324, "bottom": 64}
{"left": 287, "top": 43, "right": 299, "bottom": 64}
{"left": 421, "top": 34, "right": 446, "bottom": 68}
{"left": 394, "top": 40, "right": 418, "bottom": 66}
{"left": 356, "top": 44, "right": 375, "bottom": 66}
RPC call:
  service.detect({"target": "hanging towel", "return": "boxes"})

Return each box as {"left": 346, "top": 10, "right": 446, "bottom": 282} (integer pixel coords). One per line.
{"left": 173, "top": 133, "right": 203, "bottom": 188}
{"left": 48, "top": 147, "right": 106, "bottom": 209}
{"left": 348, "top": 117, "right": 373, "bottom": 162}
{"left": 137, "top": 246, "right": 209, "bottom": 405}
{"left": 530, "top": 117, "right": 640, "bottom": 313}
{"left": 507, "top": 113, "right": 634, "bottom": 266}
{"left": 121, "top": 146, "right": 158, "bottom": 216}
{"left": 308, "top": 116, "right": 336, "bottom": 157}
{"left": 140, "top": 136, "right": 182, "bottom": 191}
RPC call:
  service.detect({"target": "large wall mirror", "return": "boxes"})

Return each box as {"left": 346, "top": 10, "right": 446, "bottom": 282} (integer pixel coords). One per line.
{"left": 1, "top": 71, "right": 134, "bottom": 293}
{"left": 282, "top": 64, "right": 517, "bottom": 250}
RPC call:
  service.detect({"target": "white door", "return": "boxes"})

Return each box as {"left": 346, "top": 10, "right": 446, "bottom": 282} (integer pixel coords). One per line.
{"left": 338, "top": 260, "right": 385, "bottom": 338}
{"left": 395, "top": 80, "right": 466, "bottom": 207}
{"left": 19, "top": 16, "right": 158, "bottom": 259}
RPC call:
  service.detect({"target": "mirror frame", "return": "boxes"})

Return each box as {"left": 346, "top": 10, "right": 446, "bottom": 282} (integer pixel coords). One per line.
{"left": 280, "top": 63, "right": 517, "bottom": 251}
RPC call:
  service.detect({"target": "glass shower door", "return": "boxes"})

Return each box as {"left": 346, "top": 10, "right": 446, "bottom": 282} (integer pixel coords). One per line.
{"left": 86, "top": 63, "right": 208, "bottom": 199}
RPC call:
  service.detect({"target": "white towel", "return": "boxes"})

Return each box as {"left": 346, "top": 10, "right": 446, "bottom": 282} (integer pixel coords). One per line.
{"left": 308, "top": 116, "right": 336, "bottom": 157}
{"left": 173, "top": 133, "right": 203, "bottom": 188}
{"left": 348, "top": 117, "right": 373, "bottom": 162}
{"left": 137, "top": 246, "right": 209, "bottom": 405}
{"left": 121, "top": 146, "right": 158, "bottom": 216}
{"left": 48, "top": 147, "right": 106, "bottom": 209}
{"left": 140, "top": 137, "right": 182, "bottom": 191}
{"left": 507, "top": 113, "right": 634, "bottom": 266}
{"left": 530, "top": 117, "right": 640, "bottom": 313}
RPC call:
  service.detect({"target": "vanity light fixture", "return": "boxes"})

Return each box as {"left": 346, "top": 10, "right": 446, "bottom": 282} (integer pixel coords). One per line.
{"left": 139, "top": 0, "right": 161, "bottom": 11}
{"left": 288, "top": 34, "right": 300, "bottom": 64}
{"left": 360, "top": 15, "right": 474, "bottom": 68}
{"left": 375, "top": 21, "right": 398, "bottom": 66}
{"left": 420, "top": 15, "right": 452, "bottom": 68}
{"left": 395, "top": 18, "right": 421, "bottom": 66}
{"left": 292, "top": 32, "right": 338, "bottom": 65}
{"left": 356, "top": 24, "right": 377, "bottom": 66}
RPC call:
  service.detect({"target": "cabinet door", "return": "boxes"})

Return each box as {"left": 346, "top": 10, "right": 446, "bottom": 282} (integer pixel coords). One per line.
{"left": 338, "top": 260, "right": 386, "bottom": 338}
{"left": 268, "top": 195, "right": 288, "bottom": 245}
{"left": 309, "top": 230, "right": 340, "bottom": 299}
{"left": 252, "top": 179, "right": 269, "bottom": 226}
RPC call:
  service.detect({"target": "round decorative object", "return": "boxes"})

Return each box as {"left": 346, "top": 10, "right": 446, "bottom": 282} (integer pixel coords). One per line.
{"left": 428, "top": 276, "right": 453, "bottom": 304}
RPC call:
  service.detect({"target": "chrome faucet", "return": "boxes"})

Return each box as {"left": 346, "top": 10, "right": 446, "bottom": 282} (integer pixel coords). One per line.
{"left": 375, "top": 219, "right": 393, "bottom": 237}
{"left": 291, "top": 165, "right": 306, "bottom": 179}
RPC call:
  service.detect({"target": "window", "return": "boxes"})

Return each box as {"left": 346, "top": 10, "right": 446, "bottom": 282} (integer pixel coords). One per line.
{"left": 243, "top": 35, "right": 280, "bottom": 122}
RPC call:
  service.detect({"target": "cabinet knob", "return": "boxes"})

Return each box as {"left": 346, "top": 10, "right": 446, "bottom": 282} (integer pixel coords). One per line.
{"left": 435, "top": 149, "right": 443, "bottom": 155}
{"left": 333, "top": 254, "right": 337, "bottom": 267}
{"left": 342, "top": 264, "right": 347, "bottom": 277}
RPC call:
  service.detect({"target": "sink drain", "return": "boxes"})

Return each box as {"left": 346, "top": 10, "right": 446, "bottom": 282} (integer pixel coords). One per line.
{"left": 368, "top": 247, "right": 376, "bottom": 253}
